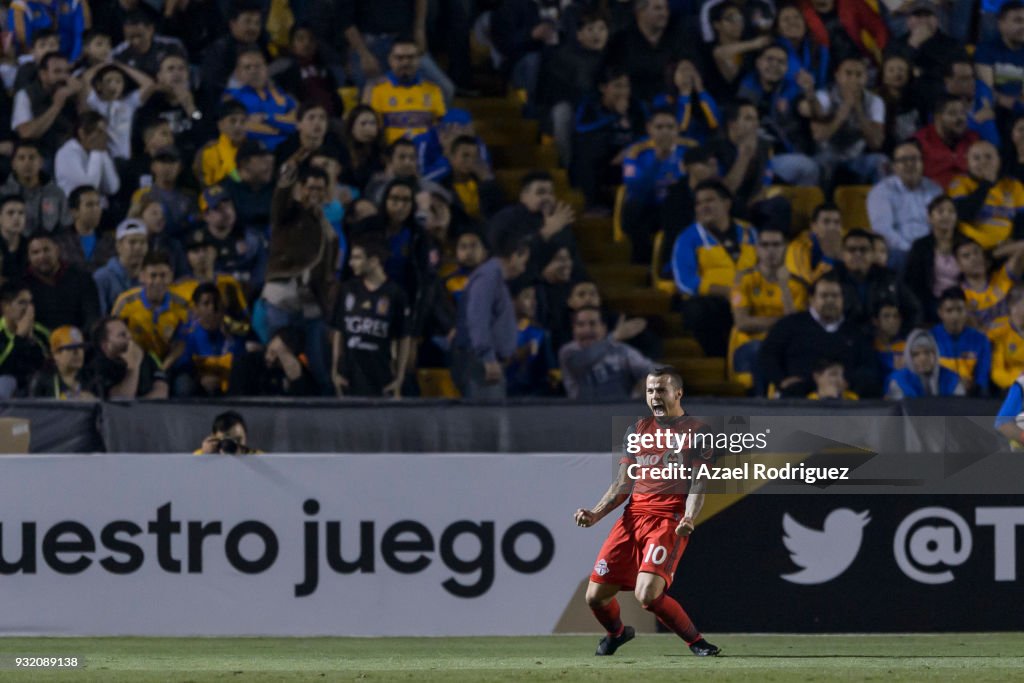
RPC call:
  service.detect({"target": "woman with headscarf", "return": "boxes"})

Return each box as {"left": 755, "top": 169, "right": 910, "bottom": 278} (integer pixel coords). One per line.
{"left": 885, "top": 328, "right": 965, "bottom": 399}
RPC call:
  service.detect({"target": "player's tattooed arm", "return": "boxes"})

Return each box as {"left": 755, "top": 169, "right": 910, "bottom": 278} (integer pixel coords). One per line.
{"left": 575, "top": 463, "right": 634, "bottom": 527}
{"left": 676, "top": 475, "right": 707, "bottom": 537}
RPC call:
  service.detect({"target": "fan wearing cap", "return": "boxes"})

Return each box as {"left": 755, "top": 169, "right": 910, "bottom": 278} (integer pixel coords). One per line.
{"left": 225, "top": 47, "right": 298, "bottom": 151}
{"left": 111, "top": 250, "right": 190, "bottom": 368}
{"left": 222, "top": 139, "right": 276, "bottom": 234}
{"left": 28, "top": 325, "right": 96, "bottom": 400}
{"left": 195, "top": 99, "right": 248, "bottom": 188}
{"left": 0, "top": 282, "right": 48, "bottom": 399}
{"left": 92, "top": 218, "right": 148, "bottom": 314}
{"left": 198, "top": 184, "right": 267, "bottom": 294}
{"left": 171, "top": 228, "right": 250, "bottom": 336}
{"left": 129, "top": 146, "right": 197, "bottom": 240}
{"left": 412, "top": 107, "right": 492, "bottom": 184}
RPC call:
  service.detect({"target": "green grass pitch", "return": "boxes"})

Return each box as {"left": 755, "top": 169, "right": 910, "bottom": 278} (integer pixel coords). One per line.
{"left": 0, "top": 634, "right": 1022, "bottom": 681}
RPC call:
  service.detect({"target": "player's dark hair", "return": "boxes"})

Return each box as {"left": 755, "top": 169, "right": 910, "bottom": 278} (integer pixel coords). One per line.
{"left": 649, "top": 366, "right": 684, "bottom": 392}
{"left": 832, "top": 55, "right": 867, "bottom": 77}
{"left": 26, "top": 232, "right": 56, "bottom": 248}
{"left": 289, "top": 22, "right": 316, "bottom": 42}
{"left": 82, "top": 29, "right": 111, "bottom": 46}
{"left": 390, "top": 35, "right": 419, "bottom": 53}
{"left": 298, "top": 165, "right": 329, "bottom": 184}
{"left": 69, "top": 185, "right": 99, "bottom": 210}
{"left": 938, "top": 287, "right": 967, "bottom": 305}
{"left": 30, "top": 29, "right": 59, "bottom": 45}
{"left": 92, "top": 316, "right": 121, "bottom": 347}
{"left": 758, "top": 224, "right": 787, "bottom": 240}
{"left": 893, "top": 138, "right": 923, "bottom": 156}
{"left": 710, "top": 0, "right": 742, "bottom": 25}
{"left": 142, "top": 250, "right": 173, "bottom": 269}
{"left": 953, "top": 237, "right": 982, "bottom": 256}
{"left": 519, "top": 170, "right": 553, "bottom": 192}
{"left": 236, "top": 44, "right": 265, "bottom": 62}
{"left": 811, "top": 202, "right": 840, "bottom": 223}
{"left": 212, "top": 410, "right": 247, "bottom": 435}
{"left": 810, "top": 271, "right": 842, "bottom": 296}
{"left": 577, "top": 8, "right": 608, "bottom": 29}
{"left": 192, "top": 282, "right": 222, "bottom": 309}
{"left": 598, "top": 65, "right": 630, "bottom": 86}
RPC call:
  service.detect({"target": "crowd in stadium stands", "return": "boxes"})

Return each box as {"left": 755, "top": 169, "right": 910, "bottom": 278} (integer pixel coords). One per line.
{"left": 4, "top": 0, "right": 1024, "bottom": 403}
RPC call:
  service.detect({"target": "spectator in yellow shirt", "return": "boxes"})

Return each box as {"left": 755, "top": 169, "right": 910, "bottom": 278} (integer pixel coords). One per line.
{"left": 194, "top": 99, "right": 248, "bottom": 188}
{"left": 362, "top": 38, "right": 446, "bottom": 144}
{"left": 948, "top": 140, "right": 1024, "bottom": 251}
{"left": 988, "top": 284, "right": 1024, "bottom": 392}
{"left": 786, "top": 202, "right": 842, "bottom": 286}
{"left": 111, "top": 250, "right": 190, "bottom": 368}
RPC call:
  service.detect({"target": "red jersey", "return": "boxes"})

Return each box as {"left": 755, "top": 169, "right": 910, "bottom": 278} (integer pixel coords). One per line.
{"left": 619, "top": 414, "right": 715, "bottom": 520}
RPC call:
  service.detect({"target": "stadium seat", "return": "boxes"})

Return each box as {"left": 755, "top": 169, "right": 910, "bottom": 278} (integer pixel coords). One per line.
{"left": 612, "top": 186, "right": 627, "bottom": 243}
{"left": 834, "top": 185, "right": 872, "bottom": 232}
{"left": 650, "top": 231, "right": 676, "bottom": 295}
{"left": 764, "top": 185, "right": 824, "bottom": 234}
{"left": 417, "top": 369, "right": 461, "bottom": 398}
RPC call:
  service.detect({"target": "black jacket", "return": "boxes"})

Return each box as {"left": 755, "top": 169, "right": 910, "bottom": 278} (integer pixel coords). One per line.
{"left": 759, "top": 310, "right": 883, "bottom": 398}
{"left": 834, "top": 262, "right": 922, "bottom": 335}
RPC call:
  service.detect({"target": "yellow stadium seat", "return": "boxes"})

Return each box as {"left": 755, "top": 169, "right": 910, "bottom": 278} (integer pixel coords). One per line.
{"left": 651, "top": 231, "right": 676, "bottom": 295}
{"left": 612, "top": 185, "right": 627, "bottom": 243}
{"left": 764, "top": 185, "right": 824, "bottom": 234}
{"left": 834, "top": 185, "right": 872, "bottom": 232}
{"left": 417, "top": 369, "right": 461, "bottom": 398}
{"left": 339, "top": 87, "right": 360, "bottom": 113}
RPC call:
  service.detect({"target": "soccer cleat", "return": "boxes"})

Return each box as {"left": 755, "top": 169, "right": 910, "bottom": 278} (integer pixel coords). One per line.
{"left": 689, "top": 638, "right": 721, "bottom": 656}
{"left": 595, "top": 625, "right": 635, "bottom": 656}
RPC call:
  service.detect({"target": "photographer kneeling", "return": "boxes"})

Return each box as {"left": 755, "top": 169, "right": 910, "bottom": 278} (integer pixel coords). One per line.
{"left": 196, "top": 411, "right": 260, "bottom": 454}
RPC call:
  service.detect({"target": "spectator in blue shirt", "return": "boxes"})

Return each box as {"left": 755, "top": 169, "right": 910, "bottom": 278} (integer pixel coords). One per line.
{"left": 225, "top": 47, "right": 298, "bottom": 151}
{"left": 9, "top": 0, "right": 88, "bottom": 60}
{"left": 173, "top": 282, "right": 244, "bottom": 396}
{"left": 975, "top": 1, "right": 1024, "bottom": 126}
{"left": 945, "top": 59, "right": 1001, "bottom": 147}
{"left": 653, "top": 59, "right": 721, "bottom": 146}
{"left": 620, "top": 107, "right": 687, "bottom": 264}
{"left": 885, "top": 328, "right": 966, "bottom": 399}
{"left": 933, "top": 287, "right": 993, "bottom": 396}
{"left": 571, "top": 66, "right": 647, "bottom": 210}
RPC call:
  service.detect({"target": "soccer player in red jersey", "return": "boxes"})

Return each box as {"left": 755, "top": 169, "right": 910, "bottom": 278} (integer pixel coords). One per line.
{"left": 574, "top": 367, "right": 720, "bottom": 656}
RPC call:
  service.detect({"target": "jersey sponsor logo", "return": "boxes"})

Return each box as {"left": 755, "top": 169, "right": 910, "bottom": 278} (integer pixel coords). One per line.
{"left": 344, "top": 316, "right": 390, "bottom": 339}
{"left": 781, "top": 509, "right": 870, "bottom": 585}
{"left": 594, "top": 559, "right": 609, "bottom": 576}
{"left": 344, "top": 293, "right": 355, "bottom": 312}
{"left": 376, "top": 296, "right": 389, "bottom": 317}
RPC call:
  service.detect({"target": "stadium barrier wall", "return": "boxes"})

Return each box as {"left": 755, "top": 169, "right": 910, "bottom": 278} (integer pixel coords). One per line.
{"left": 1, "top": 453, "right": 1022, "bottom": 635}
{"left": 3, "top": 397, "right": 996, "bottom": 453}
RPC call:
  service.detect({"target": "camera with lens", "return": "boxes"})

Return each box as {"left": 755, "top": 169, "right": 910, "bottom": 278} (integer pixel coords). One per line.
{"left": 217, "top": 437, "right": 241, "bottom": 454}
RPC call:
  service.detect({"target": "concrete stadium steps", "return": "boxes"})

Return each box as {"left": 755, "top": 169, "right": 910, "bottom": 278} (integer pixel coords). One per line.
{"left": 579, "top": 237, "right": 631, "bottom": 264}
{"left": 602, "top": 288, "right": 673, "bottom": 317}
{"left": 588, "top": 264, "right": 648, "bottom": 288}
{"left": 663, "top": 357, "right": 725, "bottom": 380}
{"left": 455, "top": 97, "right": 522, "bottom": 120}
{"left": 574, "top": 215, "right": 616, "bottom": 242}
{"left": 662, "top": 337, "right": 702, "bottom": 356}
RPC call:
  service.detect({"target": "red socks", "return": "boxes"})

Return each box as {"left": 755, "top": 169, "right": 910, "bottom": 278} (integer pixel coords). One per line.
{"left": 591, "top": 598, "right": 624, "bottom": 637}
{"left": 644, "top": 593, "right": 701, "bottom": 644}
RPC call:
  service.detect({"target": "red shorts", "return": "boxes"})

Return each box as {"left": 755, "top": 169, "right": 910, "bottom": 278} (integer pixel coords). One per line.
{"left": 589, "top": 512, "right": 688, "bottom": 590}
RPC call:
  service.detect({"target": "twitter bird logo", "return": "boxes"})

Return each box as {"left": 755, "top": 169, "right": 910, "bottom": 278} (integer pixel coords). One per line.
{"left": 781, "top": 509, "right": 871, "bottom": 585}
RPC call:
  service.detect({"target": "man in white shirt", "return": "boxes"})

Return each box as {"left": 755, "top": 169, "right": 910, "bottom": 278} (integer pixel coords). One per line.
{"left": 54, "top": 112, "right": 121, "bottom": 198}
{"left": 867, "top": 139, "right": 942, "bottom": 271}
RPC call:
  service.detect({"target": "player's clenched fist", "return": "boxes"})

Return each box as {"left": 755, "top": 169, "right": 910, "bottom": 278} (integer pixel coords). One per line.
{"left": 575, "top": 509, "right": 598, "bottom": 527}
{"left": 675, "top": 517, "right": 695, "bottom": 537}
